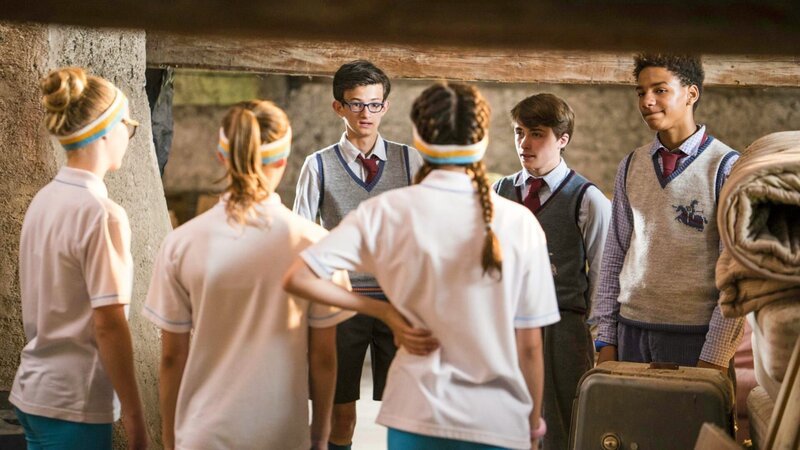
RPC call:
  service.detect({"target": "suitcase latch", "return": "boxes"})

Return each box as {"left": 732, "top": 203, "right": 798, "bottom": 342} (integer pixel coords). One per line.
{"left": 601, "top": 433, "right": 620, "bottom": 450}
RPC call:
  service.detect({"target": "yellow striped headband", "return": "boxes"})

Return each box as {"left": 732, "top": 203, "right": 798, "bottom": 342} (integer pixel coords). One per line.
{"left": 57, "top": 87, "right": 128, "bottom": 151}
{"left": 412, "top": 126, "right": 489, "bottom": 165}
{"left": 217, "top": 126, "right": 292, "bottom": 165}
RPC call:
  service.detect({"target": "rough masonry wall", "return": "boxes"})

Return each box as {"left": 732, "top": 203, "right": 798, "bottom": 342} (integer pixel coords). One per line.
{"left": 0, "top": 23, "right": 53, "bottom": 387}
{"left": 0, "top": 23, "right": 170, "bottom": 448}
{"left": 163, "top": 75, "right": 800, "bottom": 211}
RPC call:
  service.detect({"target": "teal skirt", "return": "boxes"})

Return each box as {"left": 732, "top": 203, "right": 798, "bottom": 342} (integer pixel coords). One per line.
{"left": 388, "top": 428, "right": 513, "bottom": 450}
{"left": 13, "top": 407, "right": 112, "bottom": 450}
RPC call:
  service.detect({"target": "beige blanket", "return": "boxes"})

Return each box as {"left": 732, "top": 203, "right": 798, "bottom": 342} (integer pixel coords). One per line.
{"left": 716, "top": 131, "right": 800, "bottom": 317}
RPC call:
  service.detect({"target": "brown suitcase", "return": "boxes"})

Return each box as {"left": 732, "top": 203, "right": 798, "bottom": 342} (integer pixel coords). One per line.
{"left": 570, "top": 361, "right": 734, "bottom": 450}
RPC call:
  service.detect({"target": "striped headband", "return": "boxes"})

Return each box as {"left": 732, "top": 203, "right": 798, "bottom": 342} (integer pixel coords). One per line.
{"left": 217, "top": 126, "right": 292, "bottom": 165}
{"left": 412, "top": 126, "right": 489, "bottom": 165}
{"left": 57, "top": 87, "right": 128, "bottom": 151}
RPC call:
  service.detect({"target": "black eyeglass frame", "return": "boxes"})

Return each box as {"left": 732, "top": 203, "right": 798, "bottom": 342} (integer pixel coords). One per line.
{"left": 340, "top": 100, "right": 386, "bottom": 113}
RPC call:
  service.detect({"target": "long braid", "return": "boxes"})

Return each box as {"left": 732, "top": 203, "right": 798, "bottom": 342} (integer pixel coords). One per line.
{"left": 469, "top": 161, "right": 502, "bottom": 278}
{"left": 411, "top": 82, "right": 502, "bottom": 279}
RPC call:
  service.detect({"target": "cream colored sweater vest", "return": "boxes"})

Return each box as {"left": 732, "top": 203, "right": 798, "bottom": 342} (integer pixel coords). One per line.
{"left": 618, "top": 137, "right": 736, "bottom": 327}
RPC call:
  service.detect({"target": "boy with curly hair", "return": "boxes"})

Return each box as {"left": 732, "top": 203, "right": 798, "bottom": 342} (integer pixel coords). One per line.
{"left": 593, "top": 54, "right": 743, "bottom": 374}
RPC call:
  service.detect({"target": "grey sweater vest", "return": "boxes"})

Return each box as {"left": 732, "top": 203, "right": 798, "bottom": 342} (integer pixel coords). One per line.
{"left": 618, "top": 137, "right": 738, "bottom": 329}
{"left": 495, "top": 170, "right": 593, "bottom": 314}
{"left": 316, "top": 140, "right": 412, "bottom": 293}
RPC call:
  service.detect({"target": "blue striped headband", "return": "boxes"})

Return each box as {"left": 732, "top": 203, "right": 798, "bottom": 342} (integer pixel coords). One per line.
{"left": 217, "top": 126, "right": 292, "bottom": 165}
{"left": 413, "top": 126, "right": 489, "bottom": 165}
{"left": 57, "top": 87, "right": 128, "bottom": 151}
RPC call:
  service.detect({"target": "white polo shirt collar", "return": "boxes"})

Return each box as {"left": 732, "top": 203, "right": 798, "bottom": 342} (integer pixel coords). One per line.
{"left": 419, "top": 169, "right": 475, "bottom": 193}
{"left": 54, "top": 166, "right": 108, "bottom": 198}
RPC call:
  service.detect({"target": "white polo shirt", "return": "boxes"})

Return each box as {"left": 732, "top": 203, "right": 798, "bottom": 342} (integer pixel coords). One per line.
{"left": 143, "top": 194, "right": 354, "bottom": 450}
{"left": 11, "top": 166, "right": 133, "bottom": 424}
{"left": 302, "top": 169, "right": 560, "bottom": 449}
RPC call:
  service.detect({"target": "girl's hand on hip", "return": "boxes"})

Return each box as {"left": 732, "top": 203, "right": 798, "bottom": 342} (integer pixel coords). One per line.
{"left": 383, "top": 305, "right": 439, "bottom": 355}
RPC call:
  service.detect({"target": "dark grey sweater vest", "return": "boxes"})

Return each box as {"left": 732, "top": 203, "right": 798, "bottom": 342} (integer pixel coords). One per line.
{"left": 495, "top": 170, "right": 593, "bottom": 314}
{"left": 316, "top": 140, "right": 412, "bottom": 293}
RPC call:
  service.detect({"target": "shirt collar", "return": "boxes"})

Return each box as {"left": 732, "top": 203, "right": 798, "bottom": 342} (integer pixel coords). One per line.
{"left": 338, "top": 132, "right": 387, "bottom": 164}
{"left": 420, "top": 169, "right": 475, "bottom": 193}
{"left": 54, "top": 166, "right": 108, "bottom": 197}
{"left": 648, "top": 125, "right": 707, "bottom": 157}
{"left": 514, "top": 158, "right": 569, "bottom": 189}
{"left": 219, "top": 192, "right": 282, "bottom": 207}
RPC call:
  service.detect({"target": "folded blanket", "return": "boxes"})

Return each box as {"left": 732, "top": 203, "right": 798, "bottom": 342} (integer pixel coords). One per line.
{"left": 717, "top": 250, "right": 800, "bottom": 317}
{"left": 750, "top": 300, "right": 800, "bottom": 388}
{"left": 716, "top": 131, "right": 800, "bottom": 317}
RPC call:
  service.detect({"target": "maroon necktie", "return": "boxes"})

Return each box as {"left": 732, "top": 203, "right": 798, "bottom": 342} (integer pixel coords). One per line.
{"left": 658, "top": 148, "right": 685, "bottom": 178}
{"left": 523, "top": 177, "right": 545, "bottom": 214}
{"left": 357, "top": 154, "right": 379, "bottom": 184}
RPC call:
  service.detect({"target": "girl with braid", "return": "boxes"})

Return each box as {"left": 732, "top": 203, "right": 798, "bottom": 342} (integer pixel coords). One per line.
{"left": 285, "top": 82, "right": 559, "bottom": 449}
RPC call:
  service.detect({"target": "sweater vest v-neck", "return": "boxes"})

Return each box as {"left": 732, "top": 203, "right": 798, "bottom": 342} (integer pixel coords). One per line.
{"left": 316, "top": 140, "right": 412, "bottom": 292}
{"left": 495, "top": 170, "right": 593, "bottom": 314}
{"left": 618, "top": 137, "right": 738, "bottom": 329}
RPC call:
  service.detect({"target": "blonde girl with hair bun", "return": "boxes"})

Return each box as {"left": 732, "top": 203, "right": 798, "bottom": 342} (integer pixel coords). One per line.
{"left": 143, "top": 100, "right": 358, "bottom": 450}
{"left": 285, "top": 82, "right": 560, "bottom": 450}
{"left": 11, "top": 67, "right": 148, "bottom": 450}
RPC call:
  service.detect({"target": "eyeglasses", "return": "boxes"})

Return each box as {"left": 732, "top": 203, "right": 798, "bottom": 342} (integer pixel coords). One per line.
{"left": 122, "top": 117, "right": 139, "bottom": 139}
{"left": 341, "top": 100, "right": 385, "bottom": 113}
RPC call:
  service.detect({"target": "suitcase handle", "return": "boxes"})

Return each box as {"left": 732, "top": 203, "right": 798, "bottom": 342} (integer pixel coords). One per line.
{"left": 648, "top": 362, "right": 679, "bottom": 370}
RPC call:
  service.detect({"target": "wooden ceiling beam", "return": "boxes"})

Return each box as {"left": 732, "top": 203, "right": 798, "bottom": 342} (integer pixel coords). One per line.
{"left": 2, "top": 0, "right": 800, "bottom": 56}
{"left": 147, "top": 34, "right": 800, "bottom": 88}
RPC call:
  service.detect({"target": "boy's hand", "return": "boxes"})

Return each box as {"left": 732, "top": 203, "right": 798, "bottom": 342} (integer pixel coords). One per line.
{"left": 382, "top": 305, "right": 439, "bottom": 355}
{"left": 596, "top": 345, "right": 617, "bottom": 366}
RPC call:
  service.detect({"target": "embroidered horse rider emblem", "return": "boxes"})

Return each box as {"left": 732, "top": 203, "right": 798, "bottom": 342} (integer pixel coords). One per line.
{"left": 672, "top": 200, "right": 708, "bottom": 231}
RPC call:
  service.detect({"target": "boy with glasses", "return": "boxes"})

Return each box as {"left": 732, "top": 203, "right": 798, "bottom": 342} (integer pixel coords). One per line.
{"left": 294, "top": 60, "right": 423, "bottom": 450}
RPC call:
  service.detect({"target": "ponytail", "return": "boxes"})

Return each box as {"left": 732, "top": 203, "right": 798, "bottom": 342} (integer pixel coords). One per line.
{"left": 223, "top": 108, "right": 271, "bottom": 226}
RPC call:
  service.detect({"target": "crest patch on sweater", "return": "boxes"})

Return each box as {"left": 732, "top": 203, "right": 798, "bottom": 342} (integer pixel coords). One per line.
{"left": 672, "top": 200, "right": 708, "bottom": 231}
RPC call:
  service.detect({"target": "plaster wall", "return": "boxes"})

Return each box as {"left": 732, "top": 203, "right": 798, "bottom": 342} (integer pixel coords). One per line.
{"left": 0, "top": 22, "right": 170, "bottom": 448}
{"left": 162, "top": 74, "right": 800, "bottom": 210}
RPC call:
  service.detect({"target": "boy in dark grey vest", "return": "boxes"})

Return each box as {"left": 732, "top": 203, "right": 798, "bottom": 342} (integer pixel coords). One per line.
{"left": 493, "top": 94, "right": 611, "bottom": 450}
{"left": 593, "top": 55, "right": 743, "bottom": 375}
{"left": 293, "top": 60, "right": 422, "bottom": 450}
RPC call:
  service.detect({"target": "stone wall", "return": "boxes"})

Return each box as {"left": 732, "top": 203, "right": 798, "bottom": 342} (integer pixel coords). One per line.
{"left": 163, "top": 73, "right": 800, "bottom": 214}
{"left": 0, "top": 23, "right": 53, "bottom": 388}
{"left": 0, "top": 23, "right": 170, "bottom": 448}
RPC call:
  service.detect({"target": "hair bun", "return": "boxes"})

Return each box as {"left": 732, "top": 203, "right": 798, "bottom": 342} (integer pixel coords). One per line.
{"left": 40, "top": 67, "right": 88, "bottom": 113}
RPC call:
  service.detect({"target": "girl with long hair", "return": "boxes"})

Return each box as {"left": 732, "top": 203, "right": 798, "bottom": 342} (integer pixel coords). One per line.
{"left": 285, "top": 82, "right": 559, "bottom": 449}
